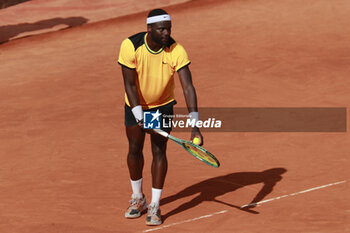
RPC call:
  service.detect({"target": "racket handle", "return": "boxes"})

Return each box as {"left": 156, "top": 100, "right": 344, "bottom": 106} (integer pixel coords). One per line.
{"left": 153, "top": 129, "right": 169, "bottom": 138}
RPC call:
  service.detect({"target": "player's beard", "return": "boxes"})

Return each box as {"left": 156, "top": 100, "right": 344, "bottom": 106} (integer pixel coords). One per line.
{"left": 151, "top": 31, "right": 168, "bottom": 47}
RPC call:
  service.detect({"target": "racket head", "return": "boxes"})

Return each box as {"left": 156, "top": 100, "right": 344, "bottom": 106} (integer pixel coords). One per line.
{"left": 175, "top": 139, "right": 220, "bottom": 168}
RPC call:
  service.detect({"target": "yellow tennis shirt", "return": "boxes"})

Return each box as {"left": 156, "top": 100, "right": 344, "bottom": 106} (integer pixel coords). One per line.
{"left": 118, "top": 32, "right": 191, "bottom": 109}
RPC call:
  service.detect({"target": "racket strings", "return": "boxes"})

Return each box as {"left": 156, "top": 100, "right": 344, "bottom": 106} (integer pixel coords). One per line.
{"left": 184, "top": 143, "right": 219, "bottom": 166}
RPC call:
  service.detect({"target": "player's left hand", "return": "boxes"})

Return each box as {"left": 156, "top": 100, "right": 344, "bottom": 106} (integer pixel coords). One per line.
{"left": 191, "top": 127, "right": 203, "bottom": 146}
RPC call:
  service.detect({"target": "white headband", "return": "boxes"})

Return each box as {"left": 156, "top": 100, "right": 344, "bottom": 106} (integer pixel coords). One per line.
{"left": 147, "top": 14, "right": 171, "bottom": 24}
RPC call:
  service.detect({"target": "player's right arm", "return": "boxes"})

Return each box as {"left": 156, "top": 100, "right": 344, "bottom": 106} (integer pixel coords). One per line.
{"left": 118, "top": 38, "right": 143, "bottom": 124}
{"left": 121, "top": 66, "right": 140, "bottom": 108}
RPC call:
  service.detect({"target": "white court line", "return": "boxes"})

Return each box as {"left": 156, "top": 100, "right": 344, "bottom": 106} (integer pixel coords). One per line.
{"left": 241, "top": 180, "right": 347, "bottom": 208}
{"left": 143, "top": 180, "right": 347, "bottom": 232}
{"left": 143, "top": 210, "right": 228, "bottom": 232}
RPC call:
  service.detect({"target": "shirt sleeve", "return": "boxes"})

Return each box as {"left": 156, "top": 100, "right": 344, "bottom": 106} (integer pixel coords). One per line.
{"left": 173, "top": 43, "right": 191, "bottom": 71}
{"left": 118, "top": 38, "right": 136, "bottom": 69}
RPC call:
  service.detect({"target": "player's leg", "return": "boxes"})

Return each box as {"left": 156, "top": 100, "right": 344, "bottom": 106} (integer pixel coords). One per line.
{"left": 150, "top": 132, "right": 168, "bottom": 190}
{"left": 125, "top": 125, "right": 148, "bottom": 218}
{"left": 147, "top": 133, "right": 168, "bottom": 225}
{"left": 143, "top": 101, "right": 175, "bottom": 225}
{"left": 149, "top": 101, "right": 175, "bottom": 204}
{"left": 124, "top": 103, "right": 147, "bottom": 218}
{"left": 126, "top": 125, "right": 146, "bottom": 184}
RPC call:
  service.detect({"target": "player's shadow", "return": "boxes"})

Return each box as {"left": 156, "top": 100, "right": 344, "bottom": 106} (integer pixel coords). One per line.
{"left": 161, "top": 168, "right": 287, "bottom": 220}
{"left": 0, "top": 16, "right": 88, "bottom": 44}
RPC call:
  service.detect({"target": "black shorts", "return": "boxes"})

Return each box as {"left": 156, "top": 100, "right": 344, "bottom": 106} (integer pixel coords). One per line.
{"left": 124, "top": 100, "right": 176, "bottom": 133}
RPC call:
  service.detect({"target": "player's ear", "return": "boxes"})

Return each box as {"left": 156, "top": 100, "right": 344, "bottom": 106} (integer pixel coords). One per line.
{"left": 147, "top": 24, "right": 152, "bottom": 33}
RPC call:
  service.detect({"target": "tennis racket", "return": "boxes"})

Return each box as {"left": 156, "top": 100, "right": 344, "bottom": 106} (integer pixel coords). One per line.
{"left": 153, "top": 129, "right": 220, "bottom": 168}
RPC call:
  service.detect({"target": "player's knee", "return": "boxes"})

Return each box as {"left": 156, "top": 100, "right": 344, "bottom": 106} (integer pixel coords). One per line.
{"left": 128, "top": 142, "right": 143, "bottom": 156}
{"left": 152, "top": 146, "right": 166, "bottom": 159}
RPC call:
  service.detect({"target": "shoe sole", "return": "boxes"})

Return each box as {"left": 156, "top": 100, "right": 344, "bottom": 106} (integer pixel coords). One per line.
{"left": 125, "top": 203, "right": 148, "bottom": 219}
{"left": 146, "top": 220, "right": 162, "bottom": 226}
{"left": 146, "top": 215, "right": 162, "bottom": 226}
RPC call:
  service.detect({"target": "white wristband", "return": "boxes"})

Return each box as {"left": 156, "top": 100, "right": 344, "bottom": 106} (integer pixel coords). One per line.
{"left": 189, "top": 112, "right": 199, "bottom": 125}
{"left": 131, "top": 105, "right": 143, "bottom": 122}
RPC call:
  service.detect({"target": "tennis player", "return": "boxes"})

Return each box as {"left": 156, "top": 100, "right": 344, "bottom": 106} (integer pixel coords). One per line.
{"left": 118, "top": 8, "right": 203, "bottom": 226}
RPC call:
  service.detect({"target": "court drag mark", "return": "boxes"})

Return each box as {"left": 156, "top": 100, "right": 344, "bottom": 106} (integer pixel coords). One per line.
{"left": 241, "top": 180, "right": 347, "bottom": 208}
{"left": 143, "top": 180, "right": 347, "bottom": 232}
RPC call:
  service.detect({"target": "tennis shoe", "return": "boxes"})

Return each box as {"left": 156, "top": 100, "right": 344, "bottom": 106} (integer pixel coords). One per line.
{"left": 125, "top": 194, "right": 148, "bottom": 218}
{"left": 146, "top": 203, "right": 162, "bottom": 226}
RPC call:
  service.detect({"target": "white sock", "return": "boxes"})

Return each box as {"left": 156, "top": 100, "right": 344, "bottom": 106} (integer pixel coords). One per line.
{"left": 151, "top": 188, "right": 162, "bottom": 206}
{"left": 130, "top": 178, "right": 143, "bottom": 199}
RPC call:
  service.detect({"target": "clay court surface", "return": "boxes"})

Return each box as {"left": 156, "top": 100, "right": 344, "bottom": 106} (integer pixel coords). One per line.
{"left": 0, "top": 0, "right": 349, "bottom": 232}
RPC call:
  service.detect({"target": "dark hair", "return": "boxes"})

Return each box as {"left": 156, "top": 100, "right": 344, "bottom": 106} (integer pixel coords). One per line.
{"left": 147, "top": 8, "right": 168, "bottom": 18}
